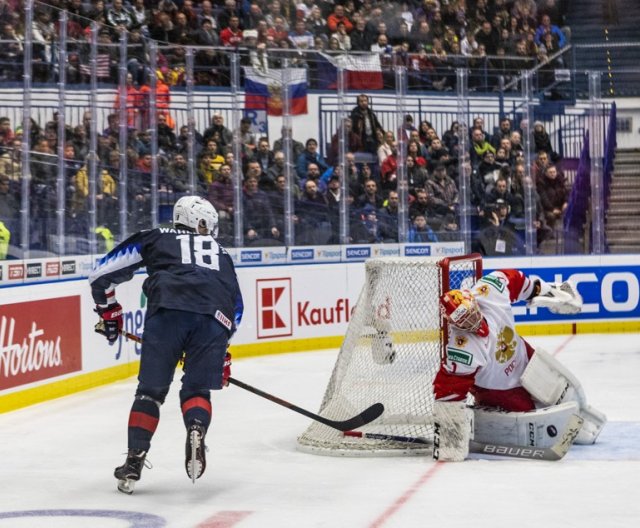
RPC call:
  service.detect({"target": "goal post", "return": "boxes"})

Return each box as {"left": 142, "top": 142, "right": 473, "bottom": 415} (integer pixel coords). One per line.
{"left": 297, "top": 254, "right": 482, "bottom": 456}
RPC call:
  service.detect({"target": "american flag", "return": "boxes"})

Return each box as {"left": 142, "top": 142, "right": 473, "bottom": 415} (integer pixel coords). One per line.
{"left": 79, "top": 54, "right": 111, "bottom": 78}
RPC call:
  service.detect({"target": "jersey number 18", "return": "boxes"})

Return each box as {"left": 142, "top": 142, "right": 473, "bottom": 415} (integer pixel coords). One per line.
{"left": 177, "top": 234, "right": 220, "bottom": 270}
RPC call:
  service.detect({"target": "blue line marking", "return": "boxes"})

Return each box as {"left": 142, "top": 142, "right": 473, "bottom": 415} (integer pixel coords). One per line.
{"left": 0, "top": 510, "right": 166, "bottom": 527}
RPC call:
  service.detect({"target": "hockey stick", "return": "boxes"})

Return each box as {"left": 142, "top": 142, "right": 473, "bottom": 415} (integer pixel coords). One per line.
{"left": 227, "top": 377, "right": 385, "bottom": 432}
{"left": 102, "top": 324, "right": 385, "bottom": 432}
{"left": 344, "top": 430, "right": 430, "bottom": 445}
{"left": 344, "top": 412, "right": 583, "bottom": 461}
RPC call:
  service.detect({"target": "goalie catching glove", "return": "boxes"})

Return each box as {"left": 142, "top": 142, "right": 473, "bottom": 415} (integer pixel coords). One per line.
{"left": 528, "top": 280, "right": 582, "bottom": 315}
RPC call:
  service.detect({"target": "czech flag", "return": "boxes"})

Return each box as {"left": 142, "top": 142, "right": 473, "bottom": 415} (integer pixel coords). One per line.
{"left": 244, "top": 68, "right": 308, "bottom": 116}
{"left": 316, "top": 54, "right": 384, "bottom": 90}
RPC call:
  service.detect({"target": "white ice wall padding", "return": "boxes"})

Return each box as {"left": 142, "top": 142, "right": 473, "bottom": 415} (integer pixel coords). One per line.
{"left": 297, "top": 256, "right": 481, "bottom": 456}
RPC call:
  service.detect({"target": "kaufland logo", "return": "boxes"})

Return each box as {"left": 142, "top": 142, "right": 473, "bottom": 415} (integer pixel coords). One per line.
{"left": 291, "top": 249, "right": 314, "bottom": 260}
{"left": 405, "top": 245, "right": 431, "bottom": 256}
{"left": 241, "top": 250, "right": 262, "bottom": 263}
{"left": 256, "top": 278, "right": 292, "bottom": 339}
{"left": 346, "top": 247, "right": 371, "bottom": 259}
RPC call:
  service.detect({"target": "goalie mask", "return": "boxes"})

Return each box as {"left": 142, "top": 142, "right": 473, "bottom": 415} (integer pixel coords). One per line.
{"left": 173, "top": 196, "right": 219, "bottom": 237}
{"left": 440, "top": 289, "right": 489, "bottom": 337}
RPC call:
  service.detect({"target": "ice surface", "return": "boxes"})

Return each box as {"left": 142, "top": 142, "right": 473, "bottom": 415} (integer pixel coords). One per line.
{"left": 0, "top": 334, "right": 638, "bottom": 527}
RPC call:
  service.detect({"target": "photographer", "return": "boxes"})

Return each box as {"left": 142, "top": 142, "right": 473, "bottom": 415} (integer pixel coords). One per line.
{"left": 473, "top": 199, "right": 524, "bottom": 256}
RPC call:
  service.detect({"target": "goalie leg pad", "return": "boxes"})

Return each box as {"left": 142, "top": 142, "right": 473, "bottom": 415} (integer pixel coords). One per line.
{"left": 473, "top": 401, "right": 581, "bottom": 449}
{"left": 520, "top": 349, "right": 606, "bottom": 444}
{"left": 433, "top": 401, "right": 473, "bottom": 462}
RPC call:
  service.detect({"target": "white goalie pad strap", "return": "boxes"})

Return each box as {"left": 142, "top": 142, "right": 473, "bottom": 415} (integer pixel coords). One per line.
{"left": 433, "top": 401, "right": 473, "bottom": 462}
{"left": 528, "top": 281, "right": 583, "bottom": 315}
{"left": 521, "top": 349, "right": 606, "bottom": 444}
{"left": 473, "top": 402, "right": 581, "bottom": 449}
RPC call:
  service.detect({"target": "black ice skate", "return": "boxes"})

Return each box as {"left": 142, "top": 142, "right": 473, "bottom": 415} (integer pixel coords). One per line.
{"left": 185, "top": 423, "right": 207, "bottom": 483}
{"left": 114, "top": 449, "right": 147, "bottom": 494}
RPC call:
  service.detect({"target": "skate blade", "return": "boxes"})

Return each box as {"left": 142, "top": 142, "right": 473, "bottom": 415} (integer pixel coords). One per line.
{"left": 187, "top": 460, "right": 204, "bottom": 483}
{"left": 187, "top": 430, "right": 204, "bottom": 483}
{"left": 117, "top": 478, "right": 136, "bottom": 494}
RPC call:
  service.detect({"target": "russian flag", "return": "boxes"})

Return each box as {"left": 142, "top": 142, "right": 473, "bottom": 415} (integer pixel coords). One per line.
{"left": 244, "top": 68, "right": 308, "bottom": 116}
{"left": 316, "top": 54, "right": 384, "bottom": 90}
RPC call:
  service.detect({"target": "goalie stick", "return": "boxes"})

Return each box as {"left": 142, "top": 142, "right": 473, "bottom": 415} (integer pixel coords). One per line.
{"left": 103, "top": 324, "right": 385, "bottom": 432}
{"left": 344, "top": 411, "right": 583, "bottom": 461}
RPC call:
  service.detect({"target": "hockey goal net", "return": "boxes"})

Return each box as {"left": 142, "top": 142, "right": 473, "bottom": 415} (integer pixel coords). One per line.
{"left": 297, "top": 254, "right": 482, "bottom": 456}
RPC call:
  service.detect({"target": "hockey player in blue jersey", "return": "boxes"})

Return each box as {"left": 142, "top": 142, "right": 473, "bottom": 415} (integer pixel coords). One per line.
{"left": 89, "top": 196, "right": 244, "bottom": 494}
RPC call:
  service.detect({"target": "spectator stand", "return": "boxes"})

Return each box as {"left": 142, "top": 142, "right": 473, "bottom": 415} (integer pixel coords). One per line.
{"left": 0, "top": 0, "right": 621, "bottom": 259}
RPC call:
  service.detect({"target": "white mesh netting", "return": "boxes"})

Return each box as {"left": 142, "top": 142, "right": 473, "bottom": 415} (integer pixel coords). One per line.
{"left": 297, "top": 255, "right": 481, "bottom": 456}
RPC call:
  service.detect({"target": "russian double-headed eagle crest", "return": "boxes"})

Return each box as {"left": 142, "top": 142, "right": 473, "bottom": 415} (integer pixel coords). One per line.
{"left": 495, "top": 326, "right": 516, "bottom": 363}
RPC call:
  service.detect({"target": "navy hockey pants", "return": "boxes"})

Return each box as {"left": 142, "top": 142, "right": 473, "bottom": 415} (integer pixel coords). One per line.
{"left": 139, "top": 308, "right": 229, "bottom": 391}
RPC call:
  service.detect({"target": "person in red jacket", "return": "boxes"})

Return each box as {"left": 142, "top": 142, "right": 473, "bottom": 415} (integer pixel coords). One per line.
{"left": 220, "top": 15, "right": 243, "bottom": 47}
{"left": 327, "top": 4, "right": 353, "bottom": 34}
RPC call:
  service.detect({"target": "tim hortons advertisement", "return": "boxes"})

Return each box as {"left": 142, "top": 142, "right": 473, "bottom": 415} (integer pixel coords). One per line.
{"left": 0, "top": 297, "right": 83, "bottom": 390}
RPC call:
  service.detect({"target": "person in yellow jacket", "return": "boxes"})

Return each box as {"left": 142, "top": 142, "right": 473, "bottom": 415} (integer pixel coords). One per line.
{"left": 95, "top": 225, "right": 115, "bottom": 252}
{"left": 0, "top": 221, "right": 10, "bottom": 260}
{"left": 73, "top": 161, "right": 119, "bottom": 229}
{"left": 73, "top": 162, "right": 118, "bottom": 205}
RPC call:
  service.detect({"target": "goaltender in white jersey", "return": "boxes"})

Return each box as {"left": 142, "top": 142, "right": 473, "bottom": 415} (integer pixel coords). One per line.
{"left": 431, "top": 268, "right": 606, "bottom": 461}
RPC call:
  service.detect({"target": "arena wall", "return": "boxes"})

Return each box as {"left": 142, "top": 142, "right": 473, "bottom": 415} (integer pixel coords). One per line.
{"left": 1, "top": 249, "right": 639, "bottom": 413}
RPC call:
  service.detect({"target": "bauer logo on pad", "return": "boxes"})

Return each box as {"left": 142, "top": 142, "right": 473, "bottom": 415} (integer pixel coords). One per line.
{"left": 256, "top": 278, "right": 293, "bottom": 339}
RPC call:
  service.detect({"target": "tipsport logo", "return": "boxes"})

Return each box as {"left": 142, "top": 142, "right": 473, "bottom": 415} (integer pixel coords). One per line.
{"left": 256, "top": 278, "right": 292, "bottom": 339}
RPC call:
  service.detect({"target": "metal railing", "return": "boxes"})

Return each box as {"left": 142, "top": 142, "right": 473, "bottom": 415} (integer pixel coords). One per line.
{"left": 0, "top": 0, "right": 619, "bottom": 261}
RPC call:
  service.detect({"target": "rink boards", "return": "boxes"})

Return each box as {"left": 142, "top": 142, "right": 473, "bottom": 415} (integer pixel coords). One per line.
{"left": 1, "top": 253, "right": 640, "bottom": 412}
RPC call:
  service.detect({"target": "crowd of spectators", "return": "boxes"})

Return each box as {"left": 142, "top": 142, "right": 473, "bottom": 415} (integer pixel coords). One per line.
{"left": 0, "top": 90, "right": 568, "bottom": 256}
{"left": 0, "top": 1, "right": 571, "bottom": 257}
{"left": 0, "top": 1, "right": 569, "bottom": 90}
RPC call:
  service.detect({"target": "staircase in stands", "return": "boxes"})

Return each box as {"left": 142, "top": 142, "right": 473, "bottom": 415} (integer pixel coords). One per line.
{"left": 606, "top": 149, "right": 640, "bottom": 253}
{"left": 567, "top": 0, "right": 640, "bottom": 97}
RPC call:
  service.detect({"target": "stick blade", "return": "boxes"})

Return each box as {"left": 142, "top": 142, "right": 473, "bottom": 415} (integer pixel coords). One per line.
{"left": 330, "top": 402, "right": 385, "bottom": 431}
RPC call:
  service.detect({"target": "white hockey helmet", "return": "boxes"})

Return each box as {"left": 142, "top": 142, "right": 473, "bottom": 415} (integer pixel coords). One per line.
{"left": 173, "top": 196, "right": 219, "bottom": 236}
